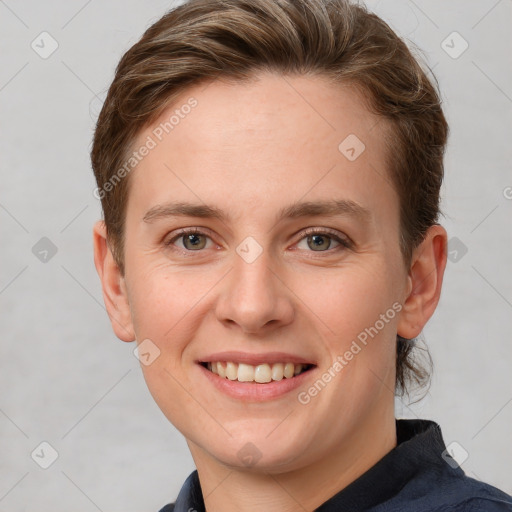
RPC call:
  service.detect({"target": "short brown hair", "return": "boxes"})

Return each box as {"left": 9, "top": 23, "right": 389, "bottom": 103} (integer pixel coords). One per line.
{"left": 91, "top": 0, "right": 448, "bottom": 396}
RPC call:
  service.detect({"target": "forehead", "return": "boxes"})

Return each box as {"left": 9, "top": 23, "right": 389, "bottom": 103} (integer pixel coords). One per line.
{"left": 127, "top": 72, "right": 397, "bottom": 224}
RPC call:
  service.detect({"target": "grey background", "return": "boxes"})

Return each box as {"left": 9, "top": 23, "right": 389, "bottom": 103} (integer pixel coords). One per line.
{"left": 1, "top": 0, "right": 511, "bottom": 510}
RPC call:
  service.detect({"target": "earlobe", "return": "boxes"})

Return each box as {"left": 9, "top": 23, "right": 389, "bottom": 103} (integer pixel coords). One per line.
{"left": 92, "top": 220, "right": 136, "bottom": 342}
{"left": 397, "top": 225, "right": 448, "bottom": 339}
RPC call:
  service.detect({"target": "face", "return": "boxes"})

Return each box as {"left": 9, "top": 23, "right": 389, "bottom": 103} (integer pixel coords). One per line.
{"left": 98, "top": 72, "right": 417, "bottom": 472}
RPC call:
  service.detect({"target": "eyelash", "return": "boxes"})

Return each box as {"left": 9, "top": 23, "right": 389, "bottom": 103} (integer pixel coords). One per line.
{"left": 164, "top": 227, "right": 352, "bottom": 255}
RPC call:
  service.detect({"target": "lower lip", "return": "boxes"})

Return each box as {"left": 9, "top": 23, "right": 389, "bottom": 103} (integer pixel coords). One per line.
{"left": 198, "top": 363, "right": 316, "bottom": 401}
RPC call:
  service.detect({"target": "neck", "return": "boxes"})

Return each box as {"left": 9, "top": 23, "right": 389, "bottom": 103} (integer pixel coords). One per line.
{"left": 187, "top": 407, "right": 397, "bottom": 512}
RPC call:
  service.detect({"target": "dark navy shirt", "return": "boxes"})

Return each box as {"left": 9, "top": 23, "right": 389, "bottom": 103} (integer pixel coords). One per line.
{"left": 158, "top": 419, "right": 512, "bottom": 511}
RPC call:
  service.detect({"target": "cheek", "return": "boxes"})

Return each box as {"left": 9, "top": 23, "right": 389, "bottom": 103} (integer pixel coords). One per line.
{"left": 302, "top": 261, "right": 399, "bottom": 339}
{"left": 127, "top": 265, "right": 207, "bottom": 340}
{"left": 129, "top": 270, "right": 207, "bottom": 426}
{"left": 307, "top": 261, "right": 399, "bottom": 387}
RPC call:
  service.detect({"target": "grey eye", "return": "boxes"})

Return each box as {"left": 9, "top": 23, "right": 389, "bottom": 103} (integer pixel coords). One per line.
{"left": 309, "top": 234, "right": 333, "bottom": 251}
{"left": 298, "top": 233, "right": 341, "bottom": 252}
{"left": 181, "top": 233, "right": 208, "bottom": 250}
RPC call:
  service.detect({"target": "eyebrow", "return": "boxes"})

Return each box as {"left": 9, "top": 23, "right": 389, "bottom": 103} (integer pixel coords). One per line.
{"left": 142, "top": 199, "right": 371, "bottom": 225}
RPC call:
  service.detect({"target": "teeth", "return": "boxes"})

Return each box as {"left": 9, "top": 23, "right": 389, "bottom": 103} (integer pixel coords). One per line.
{"left": 238, "top": 363, "right": 254, "bottom": 382}
{"left": 226, "top": 362, "right": 238, "bottom": 380}
{"left": 204, "top": 361, "right": 310, "bottom": 382}
{"left": 254, "top": 364, "right": 272, "bottom": 383}
{"left": 271, "top": 363, "right": 284, "bottom": 381}
{"left": 284, "top": 363, "right": 295, "bottom": 379}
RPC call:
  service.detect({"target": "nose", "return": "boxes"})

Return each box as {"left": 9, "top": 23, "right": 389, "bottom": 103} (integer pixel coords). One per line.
{"left": 214, "top": 245, "right": 294, "bottom": 334}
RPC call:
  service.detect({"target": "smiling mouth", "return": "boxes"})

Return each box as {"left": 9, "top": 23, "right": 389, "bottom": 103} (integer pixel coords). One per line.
{"left": 200, "top": 361, "right": 315, "bottom": 383}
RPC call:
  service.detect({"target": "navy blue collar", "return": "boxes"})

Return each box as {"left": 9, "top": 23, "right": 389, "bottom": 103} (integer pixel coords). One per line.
{"left": 160, "top": 419, "right": 512, "bottom": 512}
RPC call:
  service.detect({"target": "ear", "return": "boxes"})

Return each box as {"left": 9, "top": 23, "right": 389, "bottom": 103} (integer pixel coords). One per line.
{"left": 397, "top": 224, "right": 448, "bottom": 339}
{"left": 93, "top": 220, "right": 135, "bottom": 342}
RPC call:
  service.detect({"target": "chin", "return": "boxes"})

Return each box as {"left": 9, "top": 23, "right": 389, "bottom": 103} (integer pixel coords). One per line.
{"left": 217, "top": 447, "right": 307, "bottom": 474}
{"left": 205, "top": 428, "right": 311, "bottom": 473}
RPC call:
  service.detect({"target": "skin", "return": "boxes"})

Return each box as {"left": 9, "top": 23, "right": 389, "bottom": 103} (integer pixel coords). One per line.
{"left": 93, "top": 72, "right": 447, "bottom": 512}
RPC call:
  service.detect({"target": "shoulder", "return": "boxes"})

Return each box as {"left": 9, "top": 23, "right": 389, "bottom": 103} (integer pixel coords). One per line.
{"left": 432, "top": 497, "right": 512, "bottom": 512}
{"left": 415, "top": 476, "right": 512, "bottom": 512}
{"left": 157, "top": 504, "right": 175, "bottom": 512}
{"left": 392, "top": 420, "right": 512, "bottom": 512}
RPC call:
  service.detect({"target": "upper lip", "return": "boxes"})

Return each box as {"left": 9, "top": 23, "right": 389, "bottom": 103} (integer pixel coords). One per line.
{"left": 197, "top": 351, "right": 316, "bottom": 366}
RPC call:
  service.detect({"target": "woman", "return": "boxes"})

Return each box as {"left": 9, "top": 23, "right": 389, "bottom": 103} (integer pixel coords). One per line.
{"left": 91, "top": 0, "right": 512, "bottom": 510}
